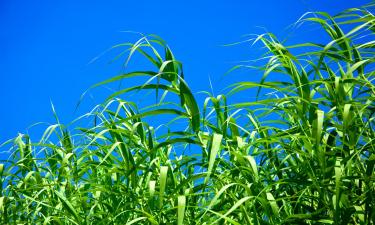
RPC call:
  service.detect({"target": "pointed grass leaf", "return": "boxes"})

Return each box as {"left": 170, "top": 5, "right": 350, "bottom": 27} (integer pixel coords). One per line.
{"left": 54, "top": 190, "right": 81, "bottom": 222}
{"left": 212, "top": 196, "right": 252, "bottom": 224}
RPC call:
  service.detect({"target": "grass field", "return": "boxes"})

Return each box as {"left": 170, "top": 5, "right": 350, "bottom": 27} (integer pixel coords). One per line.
{"left": 1, "top": 3, "right": 375, "bottom": 224}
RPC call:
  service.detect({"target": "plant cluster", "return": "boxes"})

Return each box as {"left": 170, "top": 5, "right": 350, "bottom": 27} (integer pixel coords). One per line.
{"left": 1, "top": 4, "right": 375, "bottom": 225}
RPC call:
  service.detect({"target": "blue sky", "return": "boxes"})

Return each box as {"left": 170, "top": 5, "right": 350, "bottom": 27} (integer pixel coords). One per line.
{"left": 0, "top": 0, "right": 370, "bottom": 143}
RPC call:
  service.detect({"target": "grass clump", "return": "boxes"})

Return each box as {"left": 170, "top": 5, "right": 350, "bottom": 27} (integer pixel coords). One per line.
{"left": 1, "top": 3, "right": 375, "bottom": 225}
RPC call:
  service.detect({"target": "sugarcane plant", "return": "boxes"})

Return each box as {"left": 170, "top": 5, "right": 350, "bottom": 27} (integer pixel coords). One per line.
{"left": 1, "top": 3, "right": 375, "bottom": 225}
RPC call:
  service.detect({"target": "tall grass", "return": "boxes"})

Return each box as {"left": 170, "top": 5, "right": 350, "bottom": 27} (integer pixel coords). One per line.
{"left": 1, "top": 3, "right": 375, "bottom": 224}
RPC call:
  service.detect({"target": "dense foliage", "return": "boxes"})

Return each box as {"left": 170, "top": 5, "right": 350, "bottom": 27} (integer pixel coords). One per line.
{"left": 1, "top": 4, "right": 375, "bottom": 224}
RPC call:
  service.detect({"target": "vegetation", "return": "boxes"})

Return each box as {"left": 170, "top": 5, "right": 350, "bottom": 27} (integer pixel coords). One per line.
{"left": 1, "top": 3, "right": 375, "bottom": 224}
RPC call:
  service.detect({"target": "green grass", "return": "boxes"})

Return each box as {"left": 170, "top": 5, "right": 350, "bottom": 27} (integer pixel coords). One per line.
{"left": 1, "top": 3, "right": 375, "bottom": 224}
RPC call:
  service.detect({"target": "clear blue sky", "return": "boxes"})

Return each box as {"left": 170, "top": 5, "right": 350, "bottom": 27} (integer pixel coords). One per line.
{"left": 0, "top": 0, "right": 370, "bottom": 144}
